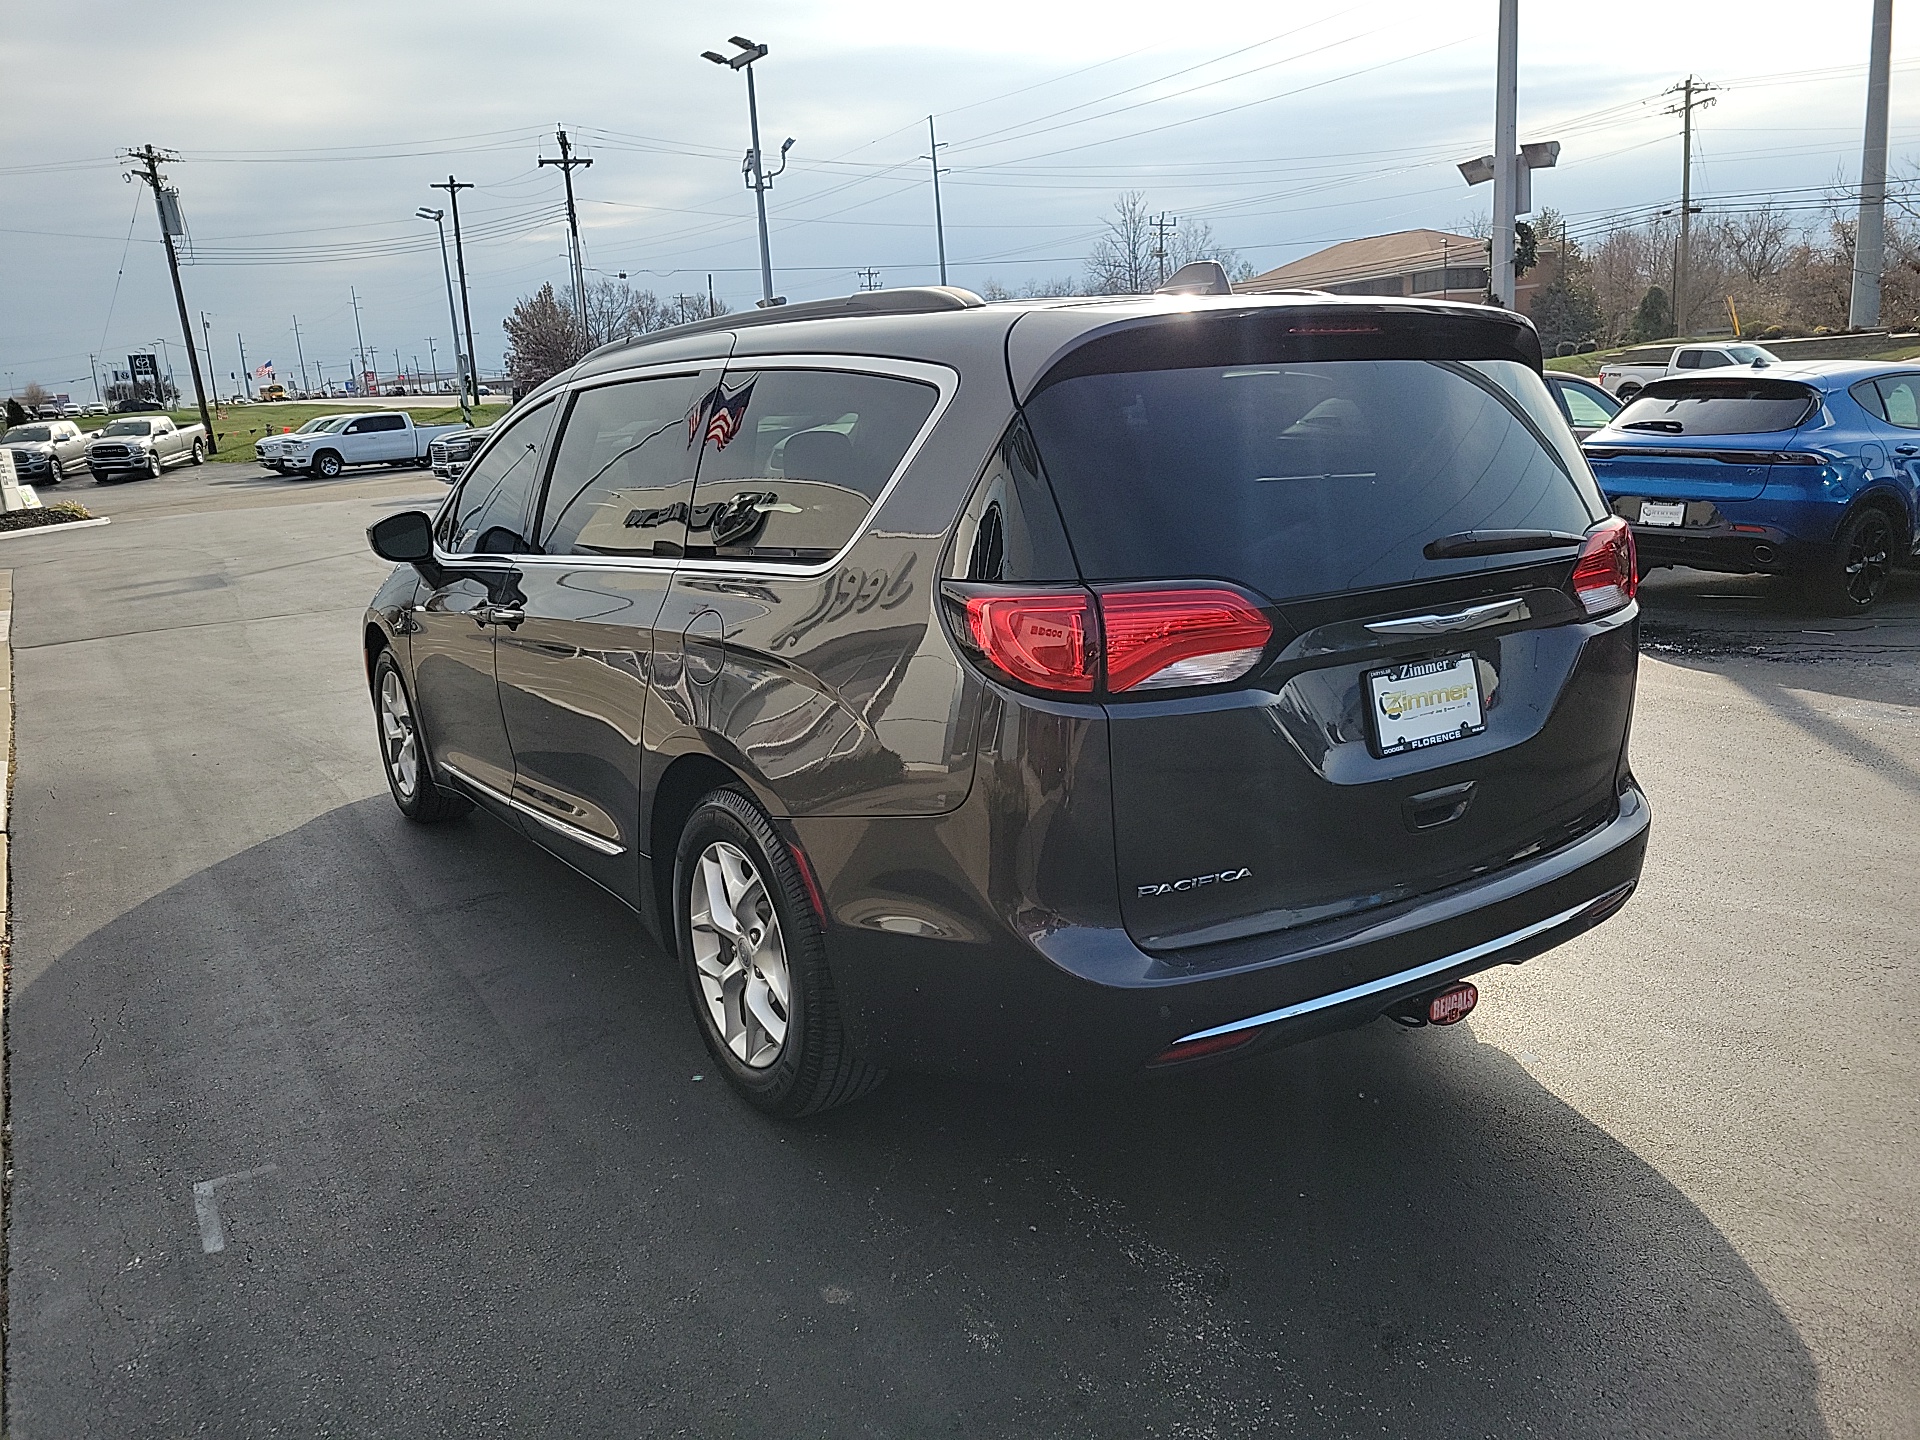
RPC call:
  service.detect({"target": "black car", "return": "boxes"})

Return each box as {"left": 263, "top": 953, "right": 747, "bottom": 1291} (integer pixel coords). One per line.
{"left": 364, "top": 283, "right": 1649, "bottom": 1116}
{"left": 1545, "top": 371, "right": 1623, "bottom": 441}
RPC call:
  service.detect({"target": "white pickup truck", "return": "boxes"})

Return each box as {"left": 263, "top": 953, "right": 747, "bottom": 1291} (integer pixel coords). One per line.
{"left": 1597, "top": 342, "right": 1780, "bottom": 399}
{"left": 278, "top": 410, "right": 467, "bottom": 479}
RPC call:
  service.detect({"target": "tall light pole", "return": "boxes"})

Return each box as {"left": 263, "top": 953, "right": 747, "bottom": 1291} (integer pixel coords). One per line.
{"left": 925, "top": 115, "right": 949, "bottom": 286}
{"left": 427, "top": 336, "right": 440, "bottom": 393}
{"left": 1489, "top": 0, "right": 1518, "bottom": 308}
{"left": 429, "top": 178, "right": 481, "bottom": 408}
{"left": 703, "top": 37, "right": 793, "bottom": 307}
{"left": 417, "top": 206, "right": 472, "bottom": 424}
{"left": 1850, "top": 0, "right": 1895, "bottom": 330}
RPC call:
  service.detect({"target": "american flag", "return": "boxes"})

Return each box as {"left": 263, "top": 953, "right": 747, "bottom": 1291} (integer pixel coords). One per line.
{"left": 703, "top": 380, "right": 755, "bottom": 451}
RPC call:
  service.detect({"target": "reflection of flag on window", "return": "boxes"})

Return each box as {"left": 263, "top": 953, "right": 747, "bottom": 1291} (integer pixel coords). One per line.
{"left": 254, "top": 361, "right": 274, "bottom": 377}
{"left": 704, "top": 379, "right": 755, "bottom": 450}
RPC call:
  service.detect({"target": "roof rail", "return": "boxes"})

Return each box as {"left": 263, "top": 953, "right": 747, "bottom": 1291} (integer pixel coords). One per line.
{"left": 580, "top": 285, "right": 988, "bottom": 361}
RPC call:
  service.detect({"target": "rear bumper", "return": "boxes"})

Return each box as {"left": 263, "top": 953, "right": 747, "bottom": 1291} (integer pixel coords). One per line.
{"left": 805, "top": 780, "right": 1650, "bottom": 1080}
{"left": 1611, "top": 493, "right": 1848, "bottom": 575}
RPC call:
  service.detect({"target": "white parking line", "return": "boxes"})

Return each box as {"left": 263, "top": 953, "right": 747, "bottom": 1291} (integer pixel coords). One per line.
{"left": 191, "top": 1164, "right": 279, "bottom": 1254}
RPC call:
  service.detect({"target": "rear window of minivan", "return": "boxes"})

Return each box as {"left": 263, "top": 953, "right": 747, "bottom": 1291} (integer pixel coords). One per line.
{"left": 1023, "top": 358, "right": 1603, "bottom": 600}
{"left": 1613, "top": 378, "right": 1819, "bottom": 436}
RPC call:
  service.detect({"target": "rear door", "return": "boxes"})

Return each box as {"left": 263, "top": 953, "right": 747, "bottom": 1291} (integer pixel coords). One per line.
{"left": 1017, "top": 315, "right": 1631, "bottom": 950}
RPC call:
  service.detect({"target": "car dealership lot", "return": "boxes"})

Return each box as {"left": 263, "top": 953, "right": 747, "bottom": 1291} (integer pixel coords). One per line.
{"left": 3, "top": 465, "right": 1914, "bottom": 1437}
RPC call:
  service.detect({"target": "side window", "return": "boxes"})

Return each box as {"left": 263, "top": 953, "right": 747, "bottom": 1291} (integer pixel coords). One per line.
{"left": 1876, "top": 377, "right": 1920, "bottom": 429}
{"left": 1559, "top": 383, "right": 1617, "bottom": 429}
{"left": 439, "top": 399, "right": 556, "bottom": 554}
{"left": 537, "top": 372, "right": 710, "bottom": 556}
{"left": 343, "top": 418, "right": 367, "bottom": 434}
{"left": 1672, "top": 351, "right": 1701, "bottom": 370}
{"left": 1695, "top": 352, "right": 1732, "bottom": 370}
{"left": 1852, "top": 380, "right": 1890, "bottom": 421}
{"left": 686, "top": 368, "right": 940, "bottom": 562}
{"left": 372, "top": 414, "right": 407, "bottom": 432}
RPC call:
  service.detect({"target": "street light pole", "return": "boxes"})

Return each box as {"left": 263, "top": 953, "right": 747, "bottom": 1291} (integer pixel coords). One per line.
{"left": 350, "top": 287, "right": 369, "bottom": 396}
{"left": 1850, "top": 0, "right": 1895, "bottom": 329}
{"left": 1489, "top": 0, "right": 1518, "bottom": 308}
{"left": 417, "top": 206, "right": 473, "bottom": 424}
{"left": 292, "top": 315, "right": 311, "bottom": 397}
{"left": 704, "top": 37, "right": 791, "bottom": 307}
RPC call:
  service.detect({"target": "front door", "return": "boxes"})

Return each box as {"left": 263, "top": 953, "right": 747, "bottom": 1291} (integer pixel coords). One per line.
{"left": 409, "top": 396, "right": 560, "bottom": 816}
{"left": 495, "top": 366, "right": 718, "bottom": 899}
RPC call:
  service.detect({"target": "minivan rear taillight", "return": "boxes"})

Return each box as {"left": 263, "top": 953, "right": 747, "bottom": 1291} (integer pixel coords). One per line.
{"left": 1098, "top": 586, "right": 1273, "bottom": 692}
{"left": 961, "top": 591, "right": 1096, "bottom": 693}
{"left": 1570, "top": 517, "right": 1637, "bottom": 616}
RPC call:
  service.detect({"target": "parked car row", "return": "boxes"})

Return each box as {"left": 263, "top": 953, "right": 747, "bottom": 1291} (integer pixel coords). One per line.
{"left": 0, "top": 415, "right": 206, "bottom": 484}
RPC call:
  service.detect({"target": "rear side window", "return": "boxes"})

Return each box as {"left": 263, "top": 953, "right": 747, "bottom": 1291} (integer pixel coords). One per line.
{"left": 538, "top": 373, "right": 709, "bottom": 555}
{"left": 686, "top": 368, "right": 939, "bottom": 563}
{"left": 1614, "top": 379, "right": 1819, "bottom": 436}
{"left": 1875, "top": 376, "right": 1920, "bottom": 428}
{"left": 1556, "top": 380, "right": 1619, "bottom": 428}
{"left": 1023, "top": 358, "right": 1602, "bottom": 600}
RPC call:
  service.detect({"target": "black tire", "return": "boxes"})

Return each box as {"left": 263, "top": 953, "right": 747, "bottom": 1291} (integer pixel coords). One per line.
{"left": 91, "top": 470, "right": 111, "bottom": 485}
{"left": 145, "top": 451, "right": 162, "bottom": 479}
{"left": 673, "top": 788, "right": 883, "bottom": 1118}
{"left": 314, "top": 449, "right": 344, "bottom": 479}
{"left": 371, "top": 650, "right": 472, "bottom": 823}
{"left": 46, "top": 457, "right": 62, "bottom": 484}
{"left": 1616, "top": 383, "right": 1641, "bottom": 402}
{"left": 1804, "top": 506, "right": 1898, "bottom": 615}
{"left": 190, "top": 439, "right": 204, "bottom": 466}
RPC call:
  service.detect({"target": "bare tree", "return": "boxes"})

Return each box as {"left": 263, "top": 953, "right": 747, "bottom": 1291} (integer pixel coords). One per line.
{"left": 1085, "top": 192, "right": 1157, "bottom": 295}
{"left": 20, "top": 381, "right": 48, "bottom": 410}
{"left": 1085, "top": 194, "right": 1248, "bottom": 294}
{"left": 1716, "top": 204, "right": 1795, "bottom": 286}
{"left": 504, "top": 282, "right": 586, "bottom": 386}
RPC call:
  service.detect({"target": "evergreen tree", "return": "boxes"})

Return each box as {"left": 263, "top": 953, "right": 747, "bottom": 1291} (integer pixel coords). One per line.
{"left": 1627, "top": 287, "right": 1672, "bottom": 343}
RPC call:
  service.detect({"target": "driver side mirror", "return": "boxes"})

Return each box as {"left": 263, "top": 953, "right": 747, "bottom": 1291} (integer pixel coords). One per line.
{"left": 367, "top": 509, "right": 434, "bottom": 564}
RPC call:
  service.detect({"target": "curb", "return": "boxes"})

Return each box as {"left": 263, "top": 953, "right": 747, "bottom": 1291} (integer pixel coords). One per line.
{"left": 0, "top": 518, "right": 110, "bottom": 544}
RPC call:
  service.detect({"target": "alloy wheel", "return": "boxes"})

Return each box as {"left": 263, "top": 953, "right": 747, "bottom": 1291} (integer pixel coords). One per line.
{"left": 1844, "top": 513, "right": 1893, "bottom": 607}
{"left": 377, "top": 668, "right": 420, "bottom": 798}
{"left": 688, "top": 840, "right": 791, "bottom": 1069}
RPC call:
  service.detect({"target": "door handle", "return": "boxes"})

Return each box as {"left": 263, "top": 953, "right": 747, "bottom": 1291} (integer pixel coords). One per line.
{"left": 475, "top": 605, "right": 525, "bottom": 627}
{"left": 1895, "top": 445, "right": 1918, "bottom": 456}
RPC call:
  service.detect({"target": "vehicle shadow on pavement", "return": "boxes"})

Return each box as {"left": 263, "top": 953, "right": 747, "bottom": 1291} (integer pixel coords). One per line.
{"left": 9, "top": 798, "right": 1828, "bottom": 1440}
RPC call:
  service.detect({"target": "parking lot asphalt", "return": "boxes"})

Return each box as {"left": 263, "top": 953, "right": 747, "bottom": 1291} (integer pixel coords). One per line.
{"left": 4, "top": 464, "right": 1915, "bottom": 1438}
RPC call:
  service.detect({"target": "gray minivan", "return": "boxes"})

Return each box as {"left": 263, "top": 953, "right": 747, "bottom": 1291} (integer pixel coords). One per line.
{"left": 364, "top": 283, "right": 1649, "bottom": 1115}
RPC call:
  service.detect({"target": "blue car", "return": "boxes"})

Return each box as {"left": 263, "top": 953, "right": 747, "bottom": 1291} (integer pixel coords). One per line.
{"left": 1584, "top": 361, "right": 1918, "bottom": 612}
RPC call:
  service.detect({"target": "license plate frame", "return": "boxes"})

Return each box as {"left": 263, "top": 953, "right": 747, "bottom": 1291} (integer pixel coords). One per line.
{"left": 1638, "top": 500, "right": 1686, "bottom": 528}
{"left": 1366, "top": 653, "right": 1487, "bottom": 758}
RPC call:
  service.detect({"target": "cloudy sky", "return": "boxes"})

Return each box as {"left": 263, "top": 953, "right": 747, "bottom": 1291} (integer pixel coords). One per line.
{"left": 4, "top": 0, "right": 1918, "bottom": 398}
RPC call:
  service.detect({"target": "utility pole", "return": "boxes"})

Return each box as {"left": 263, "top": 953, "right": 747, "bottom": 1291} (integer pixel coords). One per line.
{"left": 122, "top": 145, "right": 217, "bottom": 451}
{"left": 291, "top": 315, "right": 311, "bottom": 397}
{"left": 1489, "top": 0, "right": 1518, "bottom": 308}
{"left": 704, "top": 38, "right": 791, "bottom": 307}
{"left": 857, "top": 267, "right": 883, "bottom": 291}
{"left": 350, "top": 287, "right": 370, "bottom": 395}
{"left": 427, "top": 336, "right": 439, "bottom": 392}
{"left": 1150, "top": 212, "right": 1178, "bottom": 287}
{"left": 926, "top": 115, "right": 949, "bottom": 286}
{"left": 1665, "top": 76, "right": 1718, "bottom": 338}
{"left": 394, "top": 349, "right": 403, "bottom": 392}
{"left": 237, "top": 333, "right": 252, "bottom": 400}
{"left": 88, "top": 354, "right": 102, "bottom": 407}
{"left": 539, "top": 128, "right": 594, "bottom": 341}
{"left": 1851, "top": 0, "right": 1895, "bottom": 330}
{"left": 431, "top": 176, "right": 481, "bottom": 408}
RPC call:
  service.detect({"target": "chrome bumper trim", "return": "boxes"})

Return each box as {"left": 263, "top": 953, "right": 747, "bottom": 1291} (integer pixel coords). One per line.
{"left": 1171, "top": 886, "right": 1631, "bottom": 1046}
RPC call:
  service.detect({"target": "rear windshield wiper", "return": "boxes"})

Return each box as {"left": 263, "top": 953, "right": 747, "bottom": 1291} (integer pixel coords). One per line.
{"left": 1621, "top": 419, "right": 1684, "bottom": 433}
{"left": 1424, "top": 529, "right": 1586, "bottom": 560}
